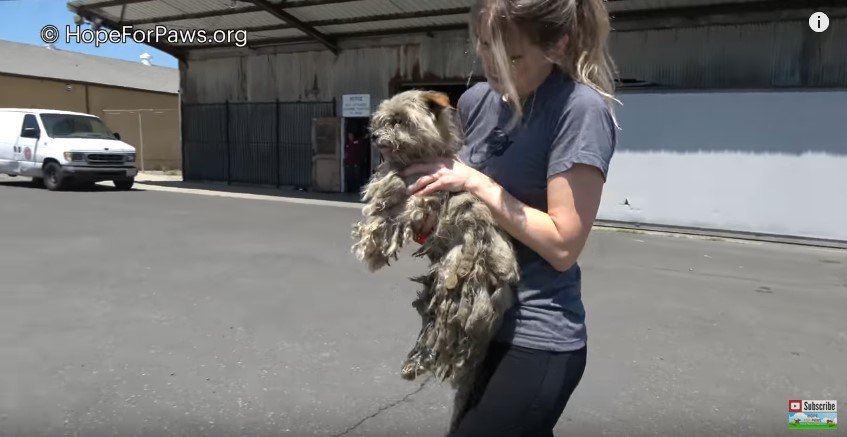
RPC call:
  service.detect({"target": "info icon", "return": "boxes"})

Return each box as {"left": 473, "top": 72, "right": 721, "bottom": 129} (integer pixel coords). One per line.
{"left": 809, "top": 12, "right": 830, "bottom": 32}
{"left": 789, "top": 400, "right": 802, "bottom": 413}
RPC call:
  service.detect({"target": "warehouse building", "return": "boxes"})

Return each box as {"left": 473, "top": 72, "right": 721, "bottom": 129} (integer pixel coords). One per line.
{"left": 0, "top": 39, "right": 181, "bottom": 170}
{"left": 67, "top": 0, "right": 846, "bottom": 243}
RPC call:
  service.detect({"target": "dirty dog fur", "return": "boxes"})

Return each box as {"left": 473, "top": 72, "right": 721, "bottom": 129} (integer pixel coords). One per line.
{"left": 351, "top": 90, "right": 519, "bottom": 432}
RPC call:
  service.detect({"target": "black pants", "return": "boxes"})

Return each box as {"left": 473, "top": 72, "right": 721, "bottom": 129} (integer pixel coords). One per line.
{"left": 450, "top": 342, "right": 587, "bottom": 437}
{"left": 344, "top": 164, "right": 361, "bottom": 193}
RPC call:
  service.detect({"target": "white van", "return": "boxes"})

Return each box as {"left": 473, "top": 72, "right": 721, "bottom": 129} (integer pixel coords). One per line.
{"left": 0, "top": 108, "right": 138, "bottom": 191}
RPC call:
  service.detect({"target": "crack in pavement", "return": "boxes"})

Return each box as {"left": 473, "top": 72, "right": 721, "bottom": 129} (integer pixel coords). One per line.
{"left": 331, "top": 375, "right": 434, "bottom": 437}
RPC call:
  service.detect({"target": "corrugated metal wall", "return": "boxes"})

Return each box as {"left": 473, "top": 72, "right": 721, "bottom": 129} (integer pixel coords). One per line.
{"left": 610, "top": 18, "right": 847, "bottom": 88}
{"left": 183, "top": 18, "right": 847, "bottom": 105}
{"left": 182, "top": 31, "right": 476, "bottom": 105}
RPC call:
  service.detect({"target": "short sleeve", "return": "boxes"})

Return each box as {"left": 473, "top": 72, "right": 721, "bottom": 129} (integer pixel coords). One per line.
{"left": 547, "top": 90, "right": 616, "bottom": 181}
{"left": 456, "top": 95, "right": 469, "bottom": 135}
{"left": 456, "top": 85, "right": 479, "bottom": 133}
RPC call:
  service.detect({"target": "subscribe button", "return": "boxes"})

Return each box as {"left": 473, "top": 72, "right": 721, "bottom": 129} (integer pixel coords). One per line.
{"left": 789, "top": 400, "right": 837, "bottom": 429}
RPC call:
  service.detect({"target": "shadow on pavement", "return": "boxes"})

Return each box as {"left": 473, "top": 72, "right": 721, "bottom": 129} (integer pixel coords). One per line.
{"left": 0, "top": 178, "right": 129, "bottom": 193}
{"left": 136, "top": 179, "right": 365, "bottom": 204}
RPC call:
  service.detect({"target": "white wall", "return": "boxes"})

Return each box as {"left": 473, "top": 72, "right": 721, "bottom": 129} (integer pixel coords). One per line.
{"left": 601, "top": 90, "right": 847, "bottom": 242}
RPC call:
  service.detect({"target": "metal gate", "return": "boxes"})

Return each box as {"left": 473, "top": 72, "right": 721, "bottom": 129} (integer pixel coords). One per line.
{"left": 182, "top": 100, "right": 335, "bottom": 188}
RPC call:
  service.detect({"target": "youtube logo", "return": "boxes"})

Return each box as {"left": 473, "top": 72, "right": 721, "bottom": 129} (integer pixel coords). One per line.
{"left": 789, "top": 400, "right": 802, "bottom": 412}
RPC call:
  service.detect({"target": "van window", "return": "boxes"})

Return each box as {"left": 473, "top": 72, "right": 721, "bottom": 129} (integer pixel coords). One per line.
{"left": 40, "top": 113, "right": 116, "bottom": 140}
{"left": 21, "top": 114, "right": 39, "bottom": 135}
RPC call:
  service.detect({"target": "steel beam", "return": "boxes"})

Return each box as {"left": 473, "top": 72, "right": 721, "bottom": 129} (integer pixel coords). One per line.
{"left": 249, "top": 0, "right": 339, "bottom": 54}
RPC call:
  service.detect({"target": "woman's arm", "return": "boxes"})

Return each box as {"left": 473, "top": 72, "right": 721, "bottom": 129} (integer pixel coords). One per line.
{"left": 469, "top": 164, "right": 603, "bottom": 272}
{"left": 404, "top": 160, "right": 605, "bottom": 272}
{"left": 407, "top": 90, "right": 614, "bottom": 271}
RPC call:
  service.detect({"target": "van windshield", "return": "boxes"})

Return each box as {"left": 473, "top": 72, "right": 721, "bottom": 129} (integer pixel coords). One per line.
{"left": 40, "top": 113, "right": 116, "bottom": 140}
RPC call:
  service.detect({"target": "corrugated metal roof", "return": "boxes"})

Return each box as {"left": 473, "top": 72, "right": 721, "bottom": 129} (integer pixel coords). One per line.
{"left": 68, "top": 0, "right": 841, "bottom": 55}
{"left": 238, "top": 28, "right": 307, "bottom": 40}
{"left": 68, "top": 0, "right": 470, "bottom": 53}
{"left": 288, "top": 0, "right": 468, "bottom": 21}
{"left": 373, "top": 0, "right": 469, "bottom": 14}
{"left": 292, "top": 2, "right": 402, "bottom": 21}
{"left": 95, "top": 1, "right": 203, "bottom": 21}
{"left": 608, "top": 0, "right": 773, "bottom": 12}
{"left": 149, "top": 10, "right": 284, "bottom": 29}
{"left": 316, "top": 14, "right": 467, "bottom": 34}
{"left": 0, "top": 40, "right": 179, "bottom": 94}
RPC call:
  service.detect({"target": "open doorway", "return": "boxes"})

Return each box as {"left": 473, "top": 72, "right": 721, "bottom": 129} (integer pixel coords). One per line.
{"left": 343, "top": 117, "right": 370, "bottom": 193}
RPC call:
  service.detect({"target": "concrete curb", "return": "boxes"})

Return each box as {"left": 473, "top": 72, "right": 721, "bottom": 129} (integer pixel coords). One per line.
{"left": 132, "top": 177, "right": 847, "bottom": 250}
{"left": 594, "top": 220, "right": 847, "bottom": 250}
{"left": 134, "top": 181, "right": 362, "bottom": 209}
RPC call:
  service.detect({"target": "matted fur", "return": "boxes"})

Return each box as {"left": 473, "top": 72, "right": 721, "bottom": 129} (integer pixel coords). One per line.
{"left": 351, "top": 90, "right": 519, "bottom": 432}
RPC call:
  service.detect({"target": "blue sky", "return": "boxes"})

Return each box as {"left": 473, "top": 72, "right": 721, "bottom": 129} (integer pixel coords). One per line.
{"left": 0, "top": 0, "right": 178, "bottom": 68}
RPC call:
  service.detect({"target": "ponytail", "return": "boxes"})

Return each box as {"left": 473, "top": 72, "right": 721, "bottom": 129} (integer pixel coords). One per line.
{"left": 566, "top": 0, "right": 619, "bottom": 114}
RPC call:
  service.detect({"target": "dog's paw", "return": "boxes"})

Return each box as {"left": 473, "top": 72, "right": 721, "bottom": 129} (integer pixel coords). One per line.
{"left": 400, "top": 360, "right": 427, "bottom": 381}
{"left": 351, "top": 219, "right": 406, "bottom": 271}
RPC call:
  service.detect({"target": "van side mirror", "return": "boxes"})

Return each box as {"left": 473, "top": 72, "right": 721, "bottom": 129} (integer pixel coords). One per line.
{"left": 113, "top": 132, "right": 121, "bottom": 140}
{"left": 21, "top": 127, "right": 40, "bottom": 139}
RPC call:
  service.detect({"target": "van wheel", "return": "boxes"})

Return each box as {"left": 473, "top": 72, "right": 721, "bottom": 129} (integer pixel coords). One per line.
{"left": 43, "top": 163, "right": 65, "bottom": 191}
{"left": 114, "top": 178, "right": 134, "bottom": 190}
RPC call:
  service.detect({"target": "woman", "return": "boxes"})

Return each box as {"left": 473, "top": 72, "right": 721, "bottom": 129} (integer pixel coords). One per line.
{"left": 402, "top": 0, "right": 618, "bottom": 434}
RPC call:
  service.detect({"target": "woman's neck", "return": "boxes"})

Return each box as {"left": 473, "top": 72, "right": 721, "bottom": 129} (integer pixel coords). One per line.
{"left": 518, "top": 64, "right": 555, "bottom": 102}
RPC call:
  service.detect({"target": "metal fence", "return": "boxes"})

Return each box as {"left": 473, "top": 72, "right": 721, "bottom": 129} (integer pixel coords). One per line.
{"left": 182, "top": 100, "right": 335, "bottom": 188}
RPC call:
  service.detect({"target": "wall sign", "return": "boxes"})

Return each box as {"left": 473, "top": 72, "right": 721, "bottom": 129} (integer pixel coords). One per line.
{"left": 342, "top": 94, "right": 371, "bottom": 117}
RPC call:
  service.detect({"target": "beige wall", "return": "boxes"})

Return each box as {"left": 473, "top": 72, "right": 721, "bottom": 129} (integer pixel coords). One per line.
{"left": 0, "top": 74, "right": 87, "bottom": 111}
{"left": 90, "top": 86, "right": 180, "bottom": 171}
{"left": 0, "top": 73, "right": 180, "bottom": 170}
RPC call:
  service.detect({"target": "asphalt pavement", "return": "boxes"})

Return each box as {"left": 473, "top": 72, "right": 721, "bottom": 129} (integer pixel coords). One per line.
{"left": 1, "top": 177, "right": 845, "bottom": 436}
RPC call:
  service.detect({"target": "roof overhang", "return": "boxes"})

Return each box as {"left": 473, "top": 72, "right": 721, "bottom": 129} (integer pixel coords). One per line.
{"left": 66, "top": 0, "right": 847, "bottom": 59}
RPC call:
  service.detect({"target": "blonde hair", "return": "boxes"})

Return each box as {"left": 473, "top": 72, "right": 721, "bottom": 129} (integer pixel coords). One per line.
{"left": 470, "top": 0, "right": 618, "bottom": 125}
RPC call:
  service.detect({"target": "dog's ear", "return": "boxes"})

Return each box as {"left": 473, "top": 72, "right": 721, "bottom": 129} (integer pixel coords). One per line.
{"left": 422, "top": 91, "right": 451, "bottom": 116}
{"left": 421, "top": 91, "right": 461, "bottom": 149}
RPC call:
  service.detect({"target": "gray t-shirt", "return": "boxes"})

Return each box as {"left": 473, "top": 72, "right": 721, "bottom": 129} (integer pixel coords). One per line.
{"left": 456, "top": 69, "right": 616, "bottom": 352}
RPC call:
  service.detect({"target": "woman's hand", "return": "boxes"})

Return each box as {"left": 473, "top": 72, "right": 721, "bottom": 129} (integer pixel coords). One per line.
{"left": 402, "top": 158, "right": 485, "bottom": 197}
{"left": 402, "top": 158, "right": 488, "bottom": 242}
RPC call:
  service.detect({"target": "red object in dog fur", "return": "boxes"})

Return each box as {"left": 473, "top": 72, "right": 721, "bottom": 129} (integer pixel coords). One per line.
{"left": 414, "top": 231, "right": 430, "bottom": 245}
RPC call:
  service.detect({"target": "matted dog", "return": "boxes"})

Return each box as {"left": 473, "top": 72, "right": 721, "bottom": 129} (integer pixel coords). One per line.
{"left": 351, "top": 90, "right": 519, "bottom": 431}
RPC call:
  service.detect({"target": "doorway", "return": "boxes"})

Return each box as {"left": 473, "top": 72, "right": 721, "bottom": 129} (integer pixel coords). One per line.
{"left": 343, "top": 117, "right": 370, "bottom": 193}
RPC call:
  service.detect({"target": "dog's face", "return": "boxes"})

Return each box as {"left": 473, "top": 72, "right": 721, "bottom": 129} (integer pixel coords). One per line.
{"left": 369, "top": 90, "right": 461, "bottom": 166}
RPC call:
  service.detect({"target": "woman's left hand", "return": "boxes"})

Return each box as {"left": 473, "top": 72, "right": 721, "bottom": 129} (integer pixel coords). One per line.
{"left": 402, "top": 158, "right": 483, "bottom": 197}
